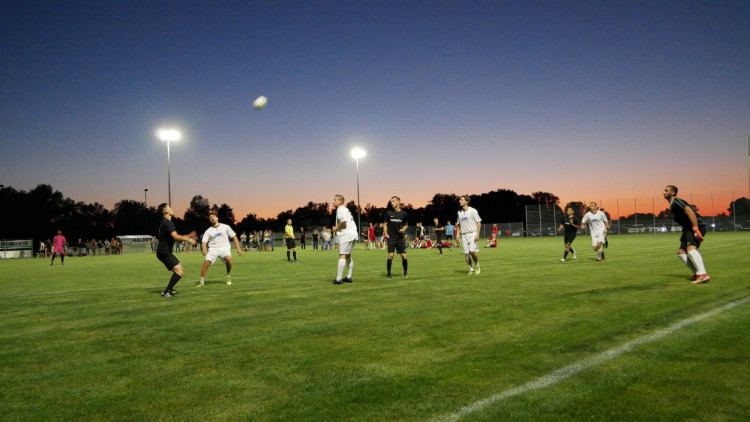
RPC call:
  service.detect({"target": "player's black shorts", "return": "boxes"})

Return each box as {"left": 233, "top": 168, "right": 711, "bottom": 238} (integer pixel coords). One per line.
{"left": 564, "top": 233, "right": 577, "bottom": 245}
{"left": 679, "top": 225, "right": 706, "bottom": 250}
{"left": 387, "top": 237, "right": 406, "bottom": 254}
{"left": 446, "top": 234, "right": 454, "bottom": 240}
{"left": 285, "top": 238, "right": 296, "bottom": 249}
{"left": 156, "top": 251, "right": 180, "bottom": 271}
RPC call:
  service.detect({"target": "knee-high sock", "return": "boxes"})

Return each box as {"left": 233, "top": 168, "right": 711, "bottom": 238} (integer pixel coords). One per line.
{"left": 387, "top": 258, "right": 392, "bottom": 274}
{"left": 597, "top": 247, "right": 603, "bottom": 259}
{"left": 687, "top": 250, "right": 707, "bottom": 275}
{"left": 346, "top": 257, "right": 353, "bottom": 278}
{"left": 336, "top": 259, "right": 346, "bottom": 280}
{"left": 165, "top": 272, "right": 181, "bottom": 292}
{"left": 678, "top": 254, "right": 697, "bottom": 274}
{"left": 402, "top": 258, "right": 408, "bottom": 274}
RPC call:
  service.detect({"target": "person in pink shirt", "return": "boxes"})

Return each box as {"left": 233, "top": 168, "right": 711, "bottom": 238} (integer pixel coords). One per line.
{"left": 50, "top": 230, "right": 67, "bottom": 266}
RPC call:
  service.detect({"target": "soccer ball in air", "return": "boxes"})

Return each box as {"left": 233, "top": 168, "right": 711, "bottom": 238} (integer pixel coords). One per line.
{"left": 253, "top": 96, "right": 268, "bottom": 110}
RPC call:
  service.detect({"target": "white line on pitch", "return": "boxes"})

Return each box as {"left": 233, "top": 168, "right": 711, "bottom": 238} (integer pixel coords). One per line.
{"left": 428, "top": 294, "right": 750, "bottom": 422}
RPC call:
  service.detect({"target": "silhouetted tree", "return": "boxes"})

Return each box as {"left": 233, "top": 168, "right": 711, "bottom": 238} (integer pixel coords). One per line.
{"left": 728, "top": 197, "right": 750, "bottom": 216}
{"left": 184, "top": 195, "right": 211, "bottom": 233}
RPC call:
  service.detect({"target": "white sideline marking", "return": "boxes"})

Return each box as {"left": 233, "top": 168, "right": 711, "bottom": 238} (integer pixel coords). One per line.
{"left": 429, "top": 294, "right": 750, "bottom": 422}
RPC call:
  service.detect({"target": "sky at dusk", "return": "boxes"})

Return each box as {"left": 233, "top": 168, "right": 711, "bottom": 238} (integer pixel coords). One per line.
{"left": 2, "top": 1, "right": 749, "bottom": 220}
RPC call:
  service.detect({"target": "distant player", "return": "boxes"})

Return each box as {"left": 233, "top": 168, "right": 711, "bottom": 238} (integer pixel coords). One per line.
{"left": 367, "top": 222, "right": 376, "bottom": 250}
{"left": 433, "top": 217, "right": 449, "bottom": 255}
{"left": 50, "top": 229, "right": 67, "bottom": 266}
{"left": 331, "top": 194, "right": 358, "bottom": 284}
{"left": 456, "top": 195, "right": 481, "bottom": 274}
{"left": 156, "top": 203, "right": 196, "bottom": 298}
{"left": 663, "top": 185, "right": 710, "bottom": 284}
{"left": 284, "top": 218, "right": 298, "bottom": 262}
{"left": 384, "top": 195, "right": 409, "bottom": 279}
{"left": 444, "top": 221, "right": 455, "bottom": 248}
{"left": 580, "top": 202, "right": 608, "bottom": 261}
{"left": 198, "top": 212, "right": 243, "bottom": 287}
{"left": 557, "top": 207, "right": 581, "bottom": 262}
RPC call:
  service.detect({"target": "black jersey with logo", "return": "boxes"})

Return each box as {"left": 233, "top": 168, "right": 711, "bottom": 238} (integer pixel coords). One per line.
{"left": 385, "top": 209, "right": 408, "bottom": 239}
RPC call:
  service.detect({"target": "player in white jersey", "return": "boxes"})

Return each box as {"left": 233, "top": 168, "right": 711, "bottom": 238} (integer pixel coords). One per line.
{"left": 580, "top": 202, "right": 609, "bottom": 261}
{"left": 198, "top": 212, "right": 243, "bottom": 287}
{"left": 331, "top": 194, "right": 358, "bottom": 284}
{"left": 456, "top": 195, "right": 482, "bottom": 275}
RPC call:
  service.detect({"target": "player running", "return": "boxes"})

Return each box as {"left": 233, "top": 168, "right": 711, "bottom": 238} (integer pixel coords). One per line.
{"left": 198, "top": 212, "right": 243, "bottom": 287}
{"left": 663, "top": 185, "right": 710, "bottom": 284}
{"left": 580, "top": 202, "right": 608, "bottom": 261}
{"left": 557, "top": 207, "right": 581, "bottom": 262}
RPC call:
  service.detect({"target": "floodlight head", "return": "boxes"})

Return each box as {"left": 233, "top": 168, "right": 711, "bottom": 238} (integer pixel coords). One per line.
{"left": 156, "top": 128, "right": 181, "bottom": 142}
{"left": 351, "top": 147, "right": 366, "bottom": 160}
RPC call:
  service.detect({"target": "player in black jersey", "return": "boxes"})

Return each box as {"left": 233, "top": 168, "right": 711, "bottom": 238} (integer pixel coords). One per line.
{"left": 663, "top": 185, "right": 710, "bottom": 284}
{"left": 384, "top": 196, "right": 409, "bottom": 278}
{"left": 156, "top": 203, "right": 197, "bottom": 297}
{"left": 556, "top": 207, "right": 581, "bottom": 262}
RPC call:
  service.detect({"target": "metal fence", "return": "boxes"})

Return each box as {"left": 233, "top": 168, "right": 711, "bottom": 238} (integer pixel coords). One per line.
{"left": 0, "top": 239, "right": 34, "bottom": 259}
{"left": 524, "top": 203, "right": 750, "bottom": 238}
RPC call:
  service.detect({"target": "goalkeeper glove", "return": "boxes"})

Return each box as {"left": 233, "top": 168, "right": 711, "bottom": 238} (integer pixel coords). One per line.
{"left": 692, "top": 226, "right": 704, "bottom": 242}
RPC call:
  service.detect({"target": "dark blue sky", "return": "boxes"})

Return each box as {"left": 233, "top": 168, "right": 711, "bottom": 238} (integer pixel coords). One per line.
{"left": 2, "top": 1, "right": 749, "bottom": 218}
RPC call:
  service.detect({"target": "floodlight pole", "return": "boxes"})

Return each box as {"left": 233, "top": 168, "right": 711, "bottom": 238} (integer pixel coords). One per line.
{"left": 351, "top": 147, "right": 366, "bottom": 243}
{"left": 144, "top": 188, "right": 148, "bottom": 207}
{"left": 166, "top": 142, "right": 171, "bottom": 206}
{"left": 355, "top": 158, "right": 361, "bottom": 241}
{"left": 157, "top": 129, "right": 181, "bottom": 207}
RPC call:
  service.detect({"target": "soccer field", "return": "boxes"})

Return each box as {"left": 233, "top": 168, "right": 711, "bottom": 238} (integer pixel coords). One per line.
{"left": 1, "top": 233, "right": 749, "bottom": 421}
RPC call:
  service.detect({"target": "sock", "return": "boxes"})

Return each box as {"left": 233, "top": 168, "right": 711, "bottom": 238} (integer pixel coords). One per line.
{"left": 200, "top": 277, "right": 205, "bottom": 283}
{"left": 346, "top": 257, "right": 353, "bottom": 278}
{"left": 678, "top": 254, "right": 697, "bottom": 274}
{"left": 468, "top": 264, "right": 474, "bottom": 271}
{"left": 336, "top": 258, "right": 345, "bottom": 280}
{"left": 293, "top": 251, "right": 297, "bottom": 260}
{"left": 287, "top": 251, "right": 290, "bottom": 261}
{"left": 564, "top": 250, "right": 569, "bottom": 259}
{"left": 597, "top": 248, "right": 603, "bottom": 259}
{"left": 570, "top": 248, "right": 575, "bottom": 254}
{"left": 402, "top": 258, "right": 408, "bottom": 274}
{"left": 687, "top": 250, "right": 707, "bottom": 275}
{"left": 387, "top": 258, "right": 392, "bottom": 274}
{"left": 165, "top": 273, "right": 181, "bottom": 292}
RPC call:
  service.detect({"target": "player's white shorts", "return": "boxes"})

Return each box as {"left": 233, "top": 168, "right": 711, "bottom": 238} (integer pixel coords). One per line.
{"left": 591, "top": 233, "right": 606, "bottom": 247}
{"left": 205, "top": 248, "right": 231, "bottom": 265}
{"left": 338, "top": 239, "right": 356, "bottom": 255}
{"left": 461, "top": 232, "right": 479, "bottom": 253}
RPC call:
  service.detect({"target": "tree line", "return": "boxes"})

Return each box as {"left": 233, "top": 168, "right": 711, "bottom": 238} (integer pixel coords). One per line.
{"left": 1, "top": 184, "right": 748, "bottom": 243}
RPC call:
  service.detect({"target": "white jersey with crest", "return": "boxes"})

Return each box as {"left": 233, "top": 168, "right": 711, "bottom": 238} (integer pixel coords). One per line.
{"left": 581, "top": 210, "right": 608, "bottom": 236}
{"left": 202, "top": 223, "right": 236, "bottom": 250}
{"left": 335, "top": 205, "right": 358, "bottom": 243}
{"left": 457, "top": 207, "right": 482, "bottom": 234}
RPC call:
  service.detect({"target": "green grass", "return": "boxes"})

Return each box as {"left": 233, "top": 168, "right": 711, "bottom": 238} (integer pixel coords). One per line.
{"left": 1, "top": 233, "right": 749, "bottom": 421}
